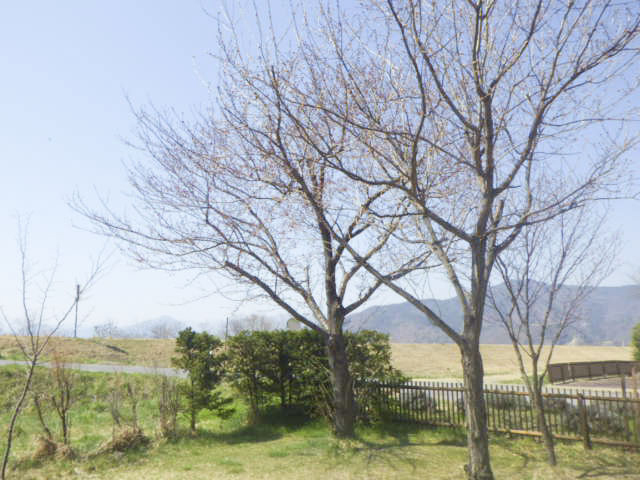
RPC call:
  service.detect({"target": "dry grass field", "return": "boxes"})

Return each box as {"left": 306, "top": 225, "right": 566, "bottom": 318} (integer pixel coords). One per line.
{"left": 392, "top": 343, "right": 634, "bottom": 381}
{"left": 0, "top": 335, "right": 176, "bottom": 367}
{"left": 0, "top": 335, "right": 633, "bottom": 382}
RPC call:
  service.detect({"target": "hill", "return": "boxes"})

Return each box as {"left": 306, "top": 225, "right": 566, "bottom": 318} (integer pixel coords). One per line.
{"left": 347, "top": 284, "right": 640, "bottom": 345}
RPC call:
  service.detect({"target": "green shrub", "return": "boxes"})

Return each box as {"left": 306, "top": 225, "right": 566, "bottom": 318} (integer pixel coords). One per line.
{"left": 172, "top": 328, "right": 233, "bottom": 431}
{"left": 632, "top": 322, "right": 640, "bottom": 362}
{"left": 224, "top": 329, "right": 403, "bottom": 422}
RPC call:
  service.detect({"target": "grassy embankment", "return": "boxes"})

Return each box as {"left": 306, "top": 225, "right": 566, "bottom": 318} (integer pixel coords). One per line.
{"left": 0, "top": 336, "right": 176, "bottom": 367}
{"left": 0, "top": 335, "right": 632, "bottom": 381}
{"left": 0, "top": 364, "right": 639, "bottom": 480}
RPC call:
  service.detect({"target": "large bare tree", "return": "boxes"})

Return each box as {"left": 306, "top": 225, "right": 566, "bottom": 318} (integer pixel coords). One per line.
{"left": 78, "top": 0, "right": 639, "bottom": 472}
{"left": 77, "top": 60, "right": 425, "bottom": 435}
{"left": 234, "top": 1, "right": 639, "bottom": 478}
{"left": 489, "top": 205, "right": 617, "bottom": 465}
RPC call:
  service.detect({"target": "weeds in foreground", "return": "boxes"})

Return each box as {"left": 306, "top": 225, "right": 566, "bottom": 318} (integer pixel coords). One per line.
{"left": 1, "top": 366, "right": 640, "bottom": 480}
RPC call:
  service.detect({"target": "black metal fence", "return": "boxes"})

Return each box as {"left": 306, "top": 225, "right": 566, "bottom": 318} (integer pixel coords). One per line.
{"left": 548, "top": 361, "right": 640, "bottom": 383}
{"left": 358, "top": 381, "right": 640, "bottom": 448}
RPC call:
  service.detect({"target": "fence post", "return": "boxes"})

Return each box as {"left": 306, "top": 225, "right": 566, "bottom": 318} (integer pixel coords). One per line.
{"left": 633, "top": 368, "right": 640, "bottom": 445}
{"left": 577, "top": 394, "right": 592, "bottom": 450}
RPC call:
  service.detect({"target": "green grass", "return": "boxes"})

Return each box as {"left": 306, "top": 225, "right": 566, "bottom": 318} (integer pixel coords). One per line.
{"left": 1, "top": 366, "right": 639, "bottom": 479}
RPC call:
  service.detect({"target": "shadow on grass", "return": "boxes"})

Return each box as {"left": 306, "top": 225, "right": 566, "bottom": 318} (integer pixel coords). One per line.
{"left": 93, "top": 341, "right": 129, "bottom": 355}
{"left": 492, "top": 434, "right": 533, "bottom": 474}
{"left": 574, "top": 452, "right": 640, "bottom": 478}
{"left": 360, "top": 421, "right": 466, "bottom": 447}
{"left": 195, "top": 406, "right": 321, "bottom": 445}
{"left": 196, "top": 423, "right": 284, "bottom": 444}
{"left": 351, "top": 422, "right": 467, "bottom": 475}
{"left": 494, "top": 434, "right": 640, "bottom": 478}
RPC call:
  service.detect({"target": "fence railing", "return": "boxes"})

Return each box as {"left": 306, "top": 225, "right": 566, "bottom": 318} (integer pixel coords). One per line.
{"left": 357, "top": 381, "right": 640, "bottom": 448}
{"left": 548, "top": 361, "right": 640, "bottom": 383}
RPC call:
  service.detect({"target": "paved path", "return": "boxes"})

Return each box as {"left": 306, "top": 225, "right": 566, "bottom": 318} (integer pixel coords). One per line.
{"left": 414, "top": 376, "right": 639, "bottom": 394}
{"left": 557, "top": 375, "right": 639, "bottom": 391}
{"left": 0, "top": 359, "right": 186, "bottom": 378}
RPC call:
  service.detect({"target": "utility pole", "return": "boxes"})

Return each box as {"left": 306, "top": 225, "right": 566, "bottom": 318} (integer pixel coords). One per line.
{"left": 73, "top": 284, "right": 80, "bottom": 338}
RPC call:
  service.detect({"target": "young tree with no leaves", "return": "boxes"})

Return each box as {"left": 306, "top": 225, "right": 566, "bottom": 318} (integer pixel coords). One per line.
{"left": 489, "top": 205, "right": 616, "bottom": 465}
{"left": 31, "top": 356, "right": 79, "bottom": 450}
{"left": 0, "top": 225, "right": 102, "bottom": 479}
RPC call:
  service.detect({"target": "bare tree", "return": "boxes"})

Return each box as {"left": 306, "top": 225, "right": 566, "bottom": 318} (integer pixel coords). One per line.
{"left": 155, "top": 374, "right": 181, "bottom": 439}
{"left": 31, "top": 354, "right": 79, "bottom": 449}
{"left": 149, "top": 322, "right": 180, "bottom": 339}
{"left": 76, "top": 0, "right": 639, "bottom": 469}
{"left": 227, "top": 314, "right": 276, "bottom": 336}
{"left": 489, "top": 205, "right": 616, "bottom": 465}
{"left": 49, "top": 355, "right": 76, "bottom": 446}
{"left": 93, "top": 319, "right": 128, "bottom": 339}
{"left": 75, "top": 69, "right": 425, "bottom": 437}
{"left": 0, "top": 223, "right": 102, "bottom": 479}
{"left": 222, "top": 1, "right": 638, "bottom": 477}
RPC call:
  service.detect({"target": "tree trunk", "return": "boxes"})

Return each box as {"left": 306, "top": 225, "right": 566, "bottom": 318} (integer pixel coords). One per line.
{"left": 61, "top": 412, "right": 70, "bottom": 445}
{"left": 2, "top": 362, "right": 36, "bottom": 480}
{"left": 33, "top": 394, "right": 53, "bottom": 440}
{"left": 460, "top": 343, "right": 494, "bottom": 480}
{"left": 190, "top": 408, "right": 196, "bottom": 433}
{"left": 326, "top": 333, "right": 356, "bottom": 438}
{"left": 531, "top": 384, "right": 556, "bottom": 465}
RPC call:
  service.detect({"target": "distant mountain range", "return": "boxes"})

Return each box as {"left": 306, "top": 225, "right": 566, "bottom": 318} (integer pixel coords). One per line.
{"left": 346, "top": 284, "right": 640, "bottom": 346}
{"left": 90, "top": 285, "right": 639, "bottom": 345}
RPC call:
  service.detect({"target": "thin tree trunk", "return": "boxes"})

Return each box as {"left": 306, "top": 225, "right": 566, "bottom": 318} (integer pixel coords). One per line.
{"left": 533, "top": 392, "right": 556, "bottom": 465}
{"left": 33, "top": 394, "right": 53, "bottom": 440}
{"left": 61, "top": 411, "right": 70, "bottom": 445}
{"left": 460, "top": 343, "right": 494, "bottom": 480}
{"left": 326, "top": 333, "right": 356, "bottom": 438}
{"left": 190, "top": 383, "right": 197, "bottom": 432}
{"left": 517, "top": 352, "right": 557, "bottom": 466}
{"left": 530, "top": 373, "right": 556, "bottom": 466}
{"left": 1, "top": 362, "right": 36, "bottom": 480}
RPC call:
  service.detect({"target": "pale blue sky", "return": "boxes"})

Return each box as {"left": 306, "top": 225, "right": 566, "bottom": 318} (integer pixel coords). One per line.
{"left": 0, "top": 1, "right": 267, "bottom": 334}
{"left": 1, "top": 1, "right": 638, "bottom": 335}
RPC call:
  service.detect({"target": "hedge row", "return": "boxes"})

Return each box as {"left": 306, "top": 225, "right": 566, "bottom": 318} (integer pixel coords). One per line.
{"left": 223, "top": 329, "right": 405, "bottom": 421}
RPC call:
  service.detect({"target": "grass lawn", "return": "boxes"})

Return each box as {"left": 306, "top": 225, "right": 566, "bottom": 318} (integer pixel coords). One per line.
{"left": 1, "top": 366, "right": 639, "bottom": 479}
{"left": 9, "top": 415, "right": 640, "bottom": 479}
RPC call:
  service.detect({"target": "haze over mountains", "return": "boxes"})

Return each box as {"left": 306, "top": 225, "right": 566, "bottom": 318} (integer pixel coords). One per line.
{"left": 346, "top": 284, "right": 640, "bottom": 346}
{"left": 84, "top": 284, "right": 639, "bottom": 346}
